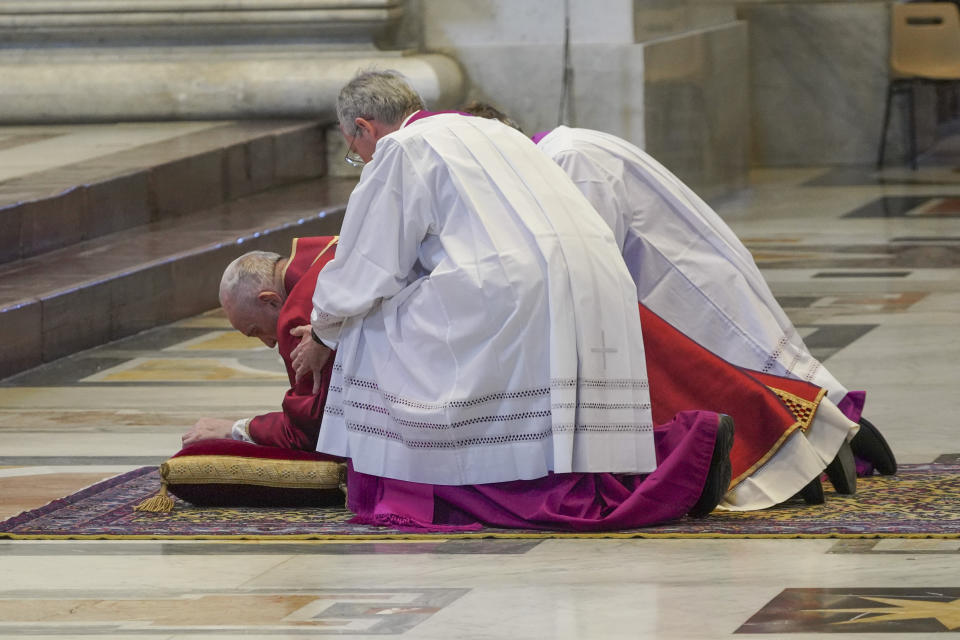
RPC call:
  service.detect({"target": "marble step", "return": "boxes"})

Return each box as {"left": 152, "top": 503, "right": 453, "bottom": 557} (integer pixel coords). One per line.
{"left": 0, "top": 120, "right": 327, "bottom": 265}
{"left": 0, "top": 176, "right": 355, "bottom": 380}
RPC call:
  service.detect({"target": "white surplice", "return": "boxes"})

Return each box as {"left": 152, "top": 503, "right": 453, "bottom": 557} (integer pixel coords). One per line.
{"left": 311, "top": 114, "right": 655, "bottom": 485}
{"left": 537, "top": 126, "right": 859, "bottom": 510}
{"left": 537, "top": 126, "right": 851, "bottom": 404}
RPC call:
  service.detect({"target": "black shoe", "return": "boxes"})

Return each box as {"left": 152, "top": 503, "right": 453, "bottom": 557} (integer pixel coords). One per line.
{"left": 851, "top": 417, "right": 897, "bottom": 475}
{"left": 796, "top": 476, "right": 825, "bottom": 505}
{"left": 688, "top": 414, "right": 734, "bottom": 518}
{"left": 824, "top": 440, "right": 857, "bottom": 495}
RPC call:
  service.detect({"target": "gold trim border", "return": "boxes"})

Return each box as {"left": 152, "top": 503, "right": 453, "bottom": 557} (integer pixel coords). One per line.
{"left": 309, "top": 236, "right": 339, "bottom": 267}
{"left": 728, "top": 386, "right": 829, "bottom": 489}
{"left": 162, "top": 456, "right": 343, "bottom": 489}
{"left": 3, "top": 532, "right": 958, "bottom": 541}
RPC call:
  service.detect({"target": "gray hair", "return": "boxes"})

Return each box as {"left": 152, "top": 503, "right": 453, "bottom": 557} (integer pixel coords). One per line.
{"left": 336, "top": 69, "right": 426, "bottom": 129}
{"left": 219, "top": 250, "right": 282, "bottom": 311}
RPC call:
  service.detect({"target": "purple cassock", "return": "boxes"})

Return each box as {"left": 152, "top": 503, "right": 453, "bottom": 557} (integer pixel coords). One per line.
{"left": 346, "top": 410, "right": 721, "bottom": 532}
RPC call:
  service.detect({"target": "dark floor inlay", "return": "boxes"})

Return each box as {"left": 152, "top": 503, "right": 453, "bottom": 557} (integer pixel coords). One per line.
{"left": 804, "top": 167, "right": 960, "bottom": 187}
{"left": 801, "top": 324, "right": 877, "bottom": 361}
{"left": 738, "top": 588, "right": 960, "bottom": 633}
{"left": 843, "top": 196, "right": 960, "bottom": 218}
{"left": 775, "top": 296, "right": 822, "bottom": 309}
{"left": 749, "top": 243, "right": 960, "bottom": 270}
{"left": 813, "top": 271, "right": 911, "bottom": 278}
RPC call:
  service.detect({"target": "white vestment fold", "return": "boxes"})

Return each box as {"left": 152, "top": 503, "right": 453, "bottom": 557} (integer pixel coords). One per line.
{"left": 311, "top": 114, "right": 656, "bottom": 485}
{"left": 537, "top": 126, "right": 852, "bottom": 407}
{"left": 538, "top": 126, "right": 861, "bottom": 509}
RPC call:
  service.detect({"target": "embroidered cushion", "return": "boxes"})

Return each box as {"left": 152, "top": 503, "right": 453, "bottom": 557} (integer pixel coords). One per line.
{"left": 149, "top": 439, "right": 345, "bottom": 509}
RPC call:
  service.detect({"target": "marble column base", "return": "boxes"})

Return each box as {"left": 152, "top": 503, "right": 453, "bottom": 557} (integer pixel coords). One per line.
{"left": 0, "top": 50, "right": 464, "bottom": 123}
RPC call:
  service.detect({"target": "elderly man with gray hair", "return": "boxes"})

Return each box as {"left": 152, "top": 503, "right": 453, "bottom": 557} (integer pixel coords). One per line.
{"left": 182, "top": 237, "right": 340, "bottom": 451}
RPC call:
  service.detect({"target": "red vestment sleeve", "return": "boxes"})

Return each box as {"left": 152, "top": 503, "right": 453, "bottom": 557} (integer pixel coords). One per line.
{"left": 248, "top": 387, "right": 327, "bottom": 451}
{"left": 246, "top": 237, "right": 338, "bottom": 451}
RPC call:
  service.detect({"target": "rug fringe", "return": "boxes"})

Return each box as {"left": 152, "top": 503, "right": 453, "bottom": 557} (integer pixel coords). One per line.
{"left": 133, "top": 483, "right": 174, "bottom": 513}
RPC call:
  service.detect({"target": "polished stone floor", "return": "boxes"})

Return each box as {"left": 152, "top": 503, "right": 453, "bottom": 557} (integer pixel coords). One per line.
{"left": 2, "top": 153, "right": 960, "bottom": 637}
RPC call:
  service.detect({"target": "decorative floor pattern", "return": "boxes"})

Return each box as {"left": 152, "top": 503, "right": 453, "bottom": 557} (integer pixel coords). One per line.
{"left": 738, "top": 588, "right": 960, "bottom": 633}
{"left": 843, "top": 196, "right": 960, "bottom": 219}
{"left": 0, "top": 587, "right": 469, "bottom": 636}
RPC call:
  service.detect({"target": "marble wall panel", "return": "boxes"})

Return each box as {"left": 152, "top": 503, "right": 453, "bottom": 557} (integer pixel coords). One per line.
{"left": 633, "top": 0, "right": 738, "bottom": 42}
{"left": 419, "top": 2, "right": 749, "bottom": 196}
{"left": 739, "top": 1, "right": 936, "bottom": 166}
{"left": 567, "top": 44, "right": 648, "bottom": 147}
{"left": 449, "top": 41, "right": 647, "bottom": 143}
{"left": 643, "top": 21, "right": 750, "bottom": 198}
{"left": 442, "top": 42, "right": 567, "bottom": 137}
{"left": 420, "top": 0, "right": 634, "bottom": 47}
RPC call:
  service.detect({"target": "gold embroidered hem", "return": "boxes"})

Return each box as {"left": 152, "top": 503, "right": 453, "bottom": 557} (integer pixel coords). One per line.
{"left": 728, "top": 386, "right": 828, "bottom": 489}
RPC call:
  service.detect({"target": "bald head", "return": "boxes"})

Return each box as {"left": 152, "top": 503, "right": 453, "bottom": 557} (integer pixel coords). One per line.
{"left": 219, "top": 251, "right": 284, "bottom": 347}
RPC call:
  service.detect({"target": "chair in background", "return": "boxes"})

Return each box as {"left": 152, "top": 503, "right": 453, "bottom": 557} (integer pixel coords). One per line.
{"left": 878, "top": 2, "right": 960, "bottom": 169}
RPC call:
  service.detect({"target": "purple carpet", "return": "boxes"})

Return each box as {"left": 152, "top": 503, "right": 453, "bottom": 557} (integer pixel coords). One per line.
{"left": 2, "top": 464, "right": 959, "bottom": 539}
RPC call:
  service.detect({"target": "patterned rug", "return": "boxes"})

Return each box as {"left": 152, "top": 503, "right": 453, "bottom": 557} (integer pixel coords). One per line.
{"left": 2, "top": 464, "right": 959, "bottom": 539}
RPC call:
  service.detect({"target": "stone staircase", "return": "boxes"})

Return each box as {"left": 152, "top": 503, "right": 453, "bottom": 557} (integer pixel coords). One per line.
{"left": 0, "top": 121, "right": 355, "bottom": 379}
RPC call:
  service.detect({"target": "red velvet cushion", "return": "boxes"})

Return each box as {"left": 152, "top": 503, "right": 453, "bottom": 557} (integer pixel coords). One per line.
{"left": 162, "top": 439, "right": 345, "bottom": 508}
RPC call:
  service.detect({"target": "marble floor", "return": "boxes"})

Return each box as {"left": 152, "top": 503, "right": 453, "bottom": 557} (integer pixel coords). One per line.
{"left": 2, "top": 155, "right": 960, "bottom": 638}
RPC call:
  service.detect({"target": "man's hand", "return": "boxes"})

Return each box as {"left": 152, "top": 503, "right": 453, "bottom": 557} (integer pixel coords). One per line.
{"left": 182, "top": 418, "right": 234, "bottom": 446}
{"left": 290, "top": 325, "right": 332, "bottom": 394}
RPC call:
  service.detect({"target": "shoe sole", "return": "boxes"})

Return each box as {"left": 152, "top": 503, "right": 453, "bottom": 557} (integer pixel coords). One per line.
{"left": 824, "top": 440, "right": 857, "bottom": 495}
{"left": 688, "top": 414, "right": 735, "bottom": 518}
{"left": 798, "top": 476, "right": 825, "bottom": 505}
{"left": 852, "top": 417, "right": 897, "bottom": 475}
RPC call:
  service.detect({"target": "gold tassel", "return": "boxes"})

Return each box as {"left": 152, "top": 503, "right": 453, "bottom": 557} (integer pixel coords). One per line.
{"left": 134, "top": 482, "right": 174, "bottom": 513}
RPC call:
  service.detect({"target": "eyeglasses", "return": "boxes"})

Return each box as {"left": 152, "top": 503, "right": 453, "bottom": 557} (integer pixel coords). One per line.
{"left": 344, "top": 126, "right": 366, "bottom": 168}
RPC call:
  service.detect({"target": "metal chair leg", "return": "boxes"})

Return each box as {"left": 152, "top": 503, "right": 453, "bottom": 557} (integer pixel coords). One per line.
{"left": 907, "top": 80, "right": 918, "bottom": 170}
{"left": 878, "top": 81, "right": 895, "bottom": 168}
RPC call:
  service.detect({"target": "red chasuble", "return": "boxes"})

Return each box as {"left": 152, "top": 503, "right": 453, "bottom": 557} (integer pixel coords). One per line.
{"left": 639, "top": 303, "right": 825, "bottom": 489}
{"left": 247, "top": 236, "right": 340, "bottom": 450}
